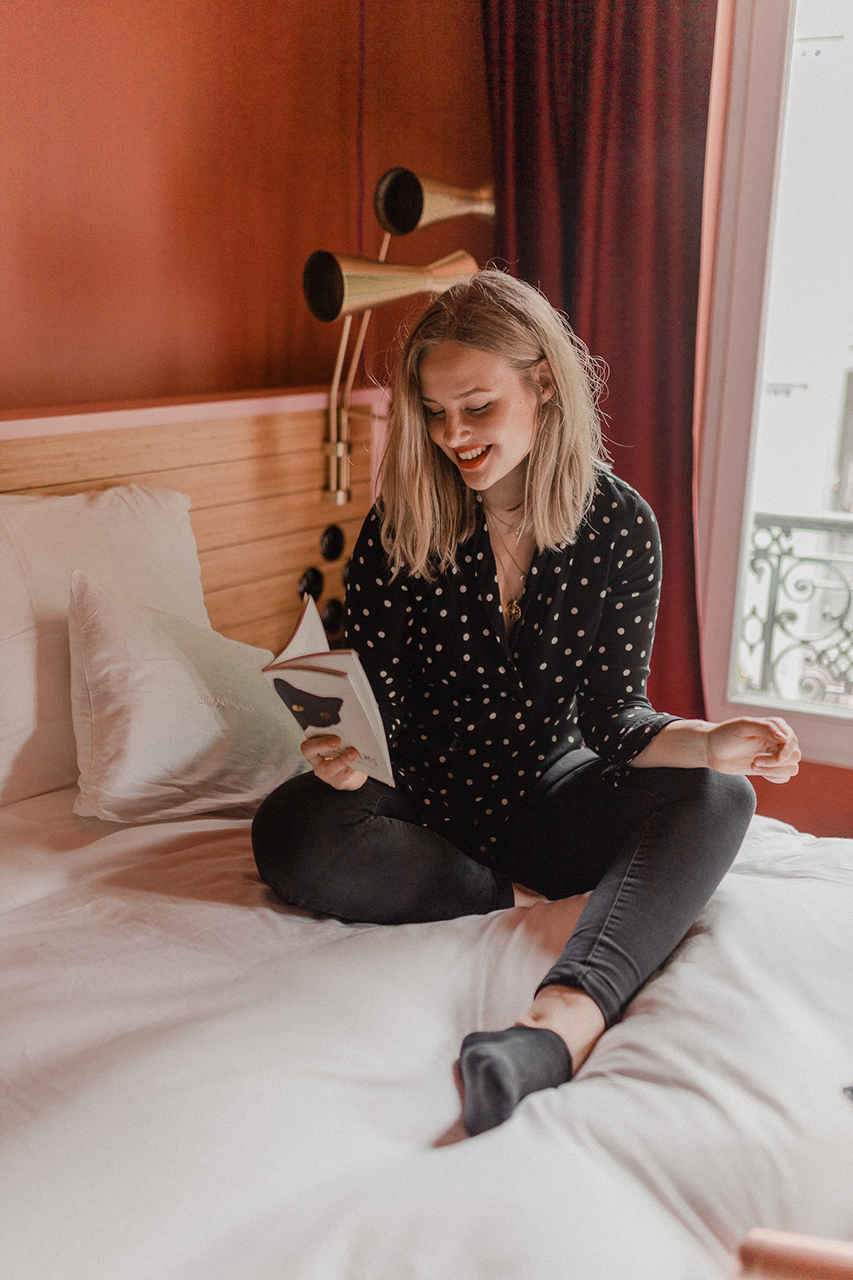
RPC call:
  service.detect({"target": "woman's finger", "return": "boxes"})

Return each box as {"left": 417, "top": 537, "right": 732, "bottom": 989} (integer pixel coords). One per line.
{"left": 750, "top": 735, "right": 800, "bottom": 779}
{"left": 302, "top": 735, "right": 348, "bottom": 778}
{"left": 750, "top": 718, "right": 799, "bottom": 763}
{"left": 321, "top": 747, "right": 359, "bottom": 780}
{"left": 769, "top": 727, "right": 800, "bottom": 765}
{"left": 752, "top": 762, "right": 800, "bottom": 783}
{"left": 301, "top": 734, "right": 343, "bottom": 764}
{"left": 301, "top": 736, "right": 366, "bottom": 790}
{"left": 766, "top": 717, "right": 799, "bottom": 752}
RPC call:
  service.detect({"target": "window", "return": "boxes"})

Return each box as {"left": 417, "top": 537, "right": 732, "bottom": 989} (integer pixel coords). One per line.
{"left": 698, "top": 0, "right": 853, "bottom": 767}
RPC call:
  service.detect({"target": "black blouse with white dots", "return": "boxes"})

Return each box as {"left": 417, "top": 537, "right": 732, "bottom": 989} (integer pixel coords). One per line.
{"left": 344, "top": 471, "right": 679, "bottom": 856}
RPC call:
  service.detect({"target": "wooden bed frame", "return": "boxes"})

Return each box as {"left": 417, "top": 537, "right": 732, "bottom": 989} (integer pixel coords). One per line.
{"left": 0, "top": 388, "right": 382, "bottom": 653}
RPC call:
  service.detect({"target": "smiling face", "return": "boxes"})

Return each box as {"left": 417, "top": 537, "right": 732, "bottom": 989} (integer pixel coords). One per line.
{"left": 419, "top": 341, "right": 552, "bottom": 509}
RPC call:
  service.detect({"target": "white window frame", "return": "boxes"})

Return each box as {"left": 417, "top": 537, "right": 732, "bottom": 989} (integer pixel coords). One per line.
{"left": 696, "top": 0, "right": 853, "bottom": 769}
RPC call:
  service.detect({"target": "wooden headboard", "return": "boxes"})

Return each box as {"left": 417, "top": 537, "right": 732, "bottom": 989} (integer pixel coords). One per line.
{"left": 0, "top": 388, "right": 381, "bottom": 653}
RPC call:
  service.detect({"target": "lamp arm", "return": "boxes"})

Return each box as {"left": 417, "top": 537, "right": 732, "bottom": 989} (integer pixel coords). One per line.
{"left": 327, "top": 313, "right": 353, "bottom": 503}
{"left": 341, "top": 232, "right": 391, "bottom": 416}
{"left": 332, "top": 232, "right": 391, "bottom": 504}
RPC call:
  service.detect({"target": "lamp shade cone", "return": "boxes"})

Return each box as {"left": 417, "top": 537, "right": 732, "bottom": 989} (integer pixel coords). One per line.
{"left": 374, "top": 168, "right": 495, "bottom": 235}
{"left": 303, "top": 249, "right": 478, "bottom": 322}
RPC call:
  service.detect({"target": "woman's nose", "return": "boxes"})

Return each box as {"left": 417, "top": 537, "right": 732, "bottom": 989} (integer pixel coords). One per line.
{"left": 441, "top": 413, "right": 470, "bottom": 447}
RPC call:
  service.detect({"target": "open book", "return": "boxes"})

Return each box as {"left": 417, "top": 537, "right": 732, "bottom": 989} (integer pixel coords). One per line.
{"left": 262, "top": 597, "right": 395, "bottom": 787}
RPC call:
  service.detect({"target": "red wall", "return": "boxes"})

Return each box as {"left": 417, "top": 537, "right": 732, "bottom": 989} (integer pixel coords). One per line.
{"left": 752, "top": 763, "right": 852, "bottom": 839}
{"left": 1, "top": 1, "right": 848, "bottom": 835}
{"left": 0, "top": 0, "right": 494, "bottom": 410}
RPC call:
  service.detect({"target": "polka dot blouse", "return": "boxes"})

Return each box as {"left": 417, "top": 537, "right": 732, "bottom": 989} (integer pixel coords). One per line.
{"left": 344, "top": 472, "right": 678, "bottom": 854}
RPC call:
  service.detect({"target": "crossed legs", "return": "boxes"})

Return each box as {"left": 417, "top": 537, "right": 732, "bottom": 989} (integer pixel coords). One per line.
{"left": 252, "top": 753, "right": 755, "bottom": 1133}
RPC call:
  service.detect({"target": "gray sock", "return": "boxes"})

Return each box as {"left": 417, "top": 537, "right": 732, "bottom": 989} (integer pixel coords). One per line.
{"left": 459, "top": 1025, "right": 573, "bottom": 1135}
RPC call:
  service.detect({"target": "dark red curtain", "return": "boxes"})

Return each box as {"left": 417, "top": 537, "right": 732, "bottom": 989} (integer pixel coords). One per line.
{"left": 481, "top": 0, "right": 716, "bottom": 719}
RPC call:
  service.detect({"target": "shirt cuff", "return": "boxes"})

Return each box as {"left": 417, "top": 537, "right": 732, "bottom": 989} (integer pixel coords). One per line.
{"left": 599, "top": 712, "right": 683, "bottom": 774}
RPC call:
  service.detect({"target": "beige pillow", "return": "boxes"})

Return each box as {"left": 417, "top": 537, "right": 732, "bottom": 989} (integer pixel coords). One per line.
{"left": 0, "top": 486, "right": 211, "bottom": 807}
{"left": 68, "top": 572, "right": 306, "bottom": 822}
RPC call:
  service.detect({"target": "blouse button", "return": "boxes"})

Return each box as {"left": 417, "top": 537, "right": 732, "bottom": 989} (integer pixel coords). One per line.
{"left": 450, "top": 738, "right": 463, "bottom": 753}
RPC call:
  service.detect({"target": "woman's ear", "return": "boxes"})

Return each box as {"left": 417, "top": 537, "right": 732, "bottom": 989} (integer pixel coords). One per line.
{"left": 534, "top": 358, "right": 556, "bottom": 403}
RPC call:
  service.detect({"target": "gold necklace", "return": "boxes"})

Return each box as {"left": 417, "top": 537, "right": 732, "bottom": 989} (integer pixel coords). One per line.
{"left": 483, "top": 503, "right": 521, "bottom": 535}
{"left": 484, "top": 505, "right": 529, "bottom": 622}
{"left": 495, "top": 537, "right": 528, "bottom": 618}
{"left": 504, "top": 595, "right": 524, "bottom": 622}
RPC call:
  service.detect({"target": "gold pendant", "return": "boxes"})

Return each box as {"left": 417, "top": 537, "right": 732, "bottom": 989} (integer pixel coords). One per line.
{"left": 505, "top": 598, "right": 522, "bottom": 622}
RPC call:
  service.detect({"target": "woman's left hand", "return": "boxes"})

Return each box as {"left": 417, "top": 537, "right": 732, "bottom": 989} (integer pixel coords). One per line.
{"left": 705, "top": 717, "right": 801, "bottom": 783}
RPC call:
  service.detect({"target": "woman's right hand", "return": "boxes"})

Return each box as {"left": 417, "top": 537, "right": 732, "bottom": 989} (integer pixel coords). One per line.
{"left": 301, "top": 735, "right": 368, "bottom": 791}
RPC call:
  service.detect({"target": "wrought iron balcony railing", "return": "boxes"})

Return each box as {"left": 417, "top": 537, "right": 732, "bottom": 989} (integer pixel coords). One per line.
{"left": 736, "top": 512, "right": 853, "bottom": 714}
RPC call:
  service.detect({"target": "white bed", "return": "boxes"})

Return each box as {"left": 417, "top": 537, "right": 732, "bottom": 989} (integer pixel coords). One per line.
{"left": 2, "top": 790, "right": 852, "bottom": 1279}
{"left": 1, "top": 468, "right": 852, "bottom": 1280}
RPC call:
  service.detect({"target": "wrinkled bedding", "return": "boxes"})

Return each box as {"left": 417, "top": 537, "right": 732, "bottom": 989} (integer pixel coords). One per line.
{"left": 1, "top": 790, "right": 852, "bottom": 1280}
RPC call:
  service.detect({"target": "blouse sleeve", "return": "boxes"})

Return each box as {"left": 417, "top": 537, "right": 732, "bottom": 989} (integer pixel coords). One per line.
{"left": 574, "top": 493, "right": 680, "bottom": 768}
{"left": 343, "top": 506, "right": 414, "bottom": 751}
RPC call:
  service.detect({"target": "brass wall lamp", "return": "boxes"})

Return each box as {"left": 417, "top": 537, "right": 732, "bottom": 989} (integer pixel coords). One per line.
{"left": 374, "top": 168, "right": 495, "bottom": 235}
{"left": 303, "top": 168, "right": 494, "bottom": 505}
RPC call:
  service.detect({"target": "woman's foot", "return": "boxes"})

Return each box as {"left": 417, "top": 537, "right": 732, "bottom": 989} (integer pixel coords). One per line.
{"left": 512, "top": 881, "right": 549, "bottom": 907}
{"left": 457, "top": 987, "right": 606, "bottom": 1137}
{"left": 514, "top": 898, "right": 606, "bottom": 1072}
{"left": 515, "top": 983, "right": 606, "bottom": 1072}
{"left": 455, "top": 900, "right": 607, "bottom": 1137}
{"left": 458, "top": 1025, "right": 573, "bottom": 1135}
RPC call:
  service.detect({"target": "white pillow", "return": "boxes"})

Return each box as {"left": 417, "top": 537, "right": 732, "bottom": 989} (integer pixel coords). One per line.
{"left": 0, "top": 486, "right": 211, "bottom": 808}
{"left": 68, "top": 571, "right": 307, "bottom": 822}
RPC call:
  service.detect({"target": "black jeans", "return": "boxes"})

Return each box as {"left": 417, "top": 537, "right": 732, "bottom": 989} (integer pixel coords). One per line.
{"left": 251, "top": 752, "right": 755, "bottom": 1026}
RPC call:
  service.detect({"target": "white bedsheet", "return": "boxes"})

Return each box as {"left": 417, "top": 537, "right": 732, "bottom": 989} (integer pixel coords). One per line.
{"left": 1, "top": 789, "right": 851, "bottom": 1279}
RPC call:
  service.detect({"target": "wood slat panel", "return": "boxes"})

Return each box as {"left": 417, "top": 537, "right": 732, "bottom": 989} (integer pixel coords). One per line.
{"left": 222, "top": 611, "right": 307, "bottom": 653}
{"left": 205, "top": 562, "right": 349, "bottom": 637}
{"left": 1, "top": 399, "right": 376, "bottom": 647}
{"left": 0, "top": 409, "right": 372, "bottom": 492}
{"left": 198, "top": 517, "right": 365, "bottom": 593}
{"left": 11, "top": 443, "right": 373, "bottom": 508}
{"left": 190, "top": 480, "right": 373, "bottom": 551}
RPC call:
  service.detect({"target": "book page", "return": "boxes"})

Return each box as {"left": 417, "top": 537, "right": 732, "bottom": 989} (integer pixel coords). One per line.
{"left": 265, "top": 596, "right": 329, "bottom": 667}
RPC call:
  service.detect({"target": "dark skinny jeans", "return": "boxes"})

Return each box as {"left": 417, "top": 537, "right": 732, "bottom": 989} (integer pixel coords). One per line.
{"left": 251, "top": 751, "right": 756, "bottom": 1027}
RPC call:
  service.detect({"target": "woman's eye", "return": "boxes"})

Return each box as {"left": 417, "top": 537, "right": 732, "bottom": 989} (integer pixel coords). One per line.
{"left": 422, "top": 405, "right": 443, "bottom": 419}
{"left": 466, "top": 403, "right": 490, "bottom": 415}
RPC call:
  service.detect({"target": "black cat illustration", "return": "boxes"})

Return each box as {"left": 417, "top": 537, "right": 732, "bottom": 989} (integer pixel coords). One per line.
{"left": 273, "top": 679, "right": 343, "bottom": 731}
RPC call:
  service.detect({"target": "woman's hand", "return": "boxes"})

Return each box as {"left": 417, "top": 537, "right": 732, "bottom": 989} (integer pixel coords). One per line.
{"left": 301, "top": 735, "right": 368, "bottom": 791}
{"left": 630, "top": 716, "right": 800, "bottom": 782}
{"left": 705, "top": 717, "right": 800, "bottom": 783}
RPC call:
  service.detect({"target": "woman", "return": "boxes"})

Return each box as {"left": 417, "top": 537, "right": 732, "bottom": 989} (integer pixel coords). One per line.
{"left": 252, "top": 270, "right": 800, "bottom": 1137}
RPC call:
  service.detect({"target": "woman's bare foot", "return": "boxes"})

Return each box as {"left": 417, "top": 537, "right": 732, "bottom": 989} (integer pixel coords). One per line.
{"left": 512, "top": 881, "right": 549, "bottom": 907}
{"left": 518, "top": 892, "right": 590, "bottom": 950}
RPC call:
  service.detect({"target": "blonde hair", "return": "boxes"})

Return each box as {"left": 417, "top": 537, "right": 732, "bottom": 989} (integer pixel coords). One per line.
{"left": 377, "top": 269, "right": 609, "bottom": 579}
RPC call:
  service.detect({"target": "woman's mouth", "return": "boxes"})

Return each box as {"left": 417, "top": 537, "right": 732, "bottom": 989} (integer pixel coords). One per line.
{"left": 455, "top": 444, "right": 492, "bottom": 470}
